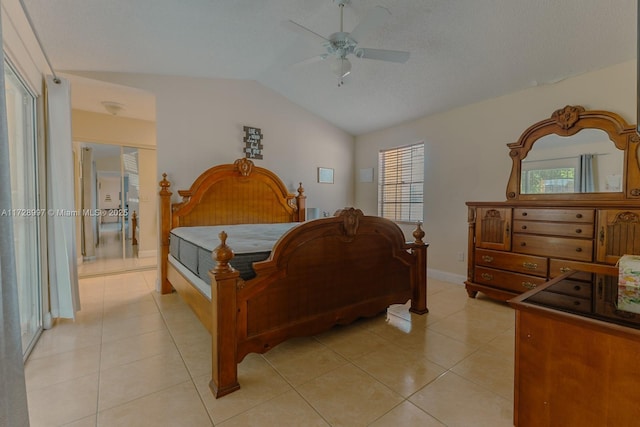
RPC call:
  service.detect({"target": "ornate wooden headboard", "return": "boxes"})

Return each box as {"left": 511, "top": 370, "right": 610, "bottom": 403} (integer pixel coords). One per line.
{"left": 170, "top": 158, "right": 305, "bottom": 226}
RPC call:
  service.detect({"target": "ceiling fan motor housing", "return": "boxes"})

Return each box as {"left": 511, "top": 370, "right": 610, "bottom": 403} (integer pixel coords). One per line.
{"left": 326, "top": 32, "right": 357, "bottom": 58}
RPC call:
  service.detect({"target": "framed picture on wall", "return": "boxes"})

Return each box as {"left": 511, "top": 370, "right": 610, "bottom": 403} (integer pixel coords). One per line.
{"left": 318, "top": 167, "right": 334, "bottom": 184}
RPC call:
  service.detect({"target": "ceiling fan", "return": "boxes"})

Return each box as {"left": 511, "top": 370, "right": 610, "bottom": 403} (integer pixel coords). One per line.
{"left": 286, "top": 0, "right": 410, "bottom": 86}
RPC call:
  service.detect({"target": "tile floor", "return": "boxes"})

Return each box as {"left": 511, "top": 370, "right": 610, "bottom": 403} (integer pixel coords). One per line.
{"left": 77, "top": 222, "right": 156, "bottom": 278}
{"left": 25, "top": 271, "right": 515, "bottom": 426}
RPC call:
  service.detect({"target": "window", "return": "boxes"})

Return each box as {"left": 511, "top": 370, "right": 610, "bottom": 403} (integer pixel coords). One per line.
{"left": 521, "top": 157, "right": 579, "bottom": 194}
{"left": 378, "top": 142, "right": 424, "bottom": 222}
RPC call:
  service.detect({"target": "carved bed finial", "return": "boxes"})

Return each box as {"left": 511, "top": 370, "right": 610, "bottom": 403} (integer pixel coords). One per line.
{"left": 159, "top": 173, "right": 171, "bottom": 195}
{"left": 335, "top": 207, "right": 364, "bottom": 237}
{"left": 413, "top": 222, "right": 426, "bottom": 244}
{"left": 212, "top": 231, "right": 235, "bottom": 274}
{"left": 234, "top": 158, "right": 254, "bottom": 177}
{"left": 297, "top": 182, "right": 305, "bottom": 197}
{"left": 551, "top": 105, "right": 585, "bottom": 130}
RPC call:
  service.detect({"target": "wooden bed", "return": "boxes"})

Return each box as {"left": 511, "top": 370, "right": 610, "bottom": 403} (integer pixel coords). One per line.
{"left": 159, "top": 158, "right": 429, "bottom": 398}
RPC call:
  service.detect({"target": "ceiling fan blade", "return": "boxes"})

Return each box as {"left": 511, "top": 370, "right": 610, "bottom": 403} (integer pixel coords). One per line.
{"left": 354, "top": 48, "right": 410, "bottom": 63}
{"left": 283, "top": 20, "right": 329, "bottom": 43}
{"left": 291, "top": 54, "right": 329, "bottom": 67}
{"left": 349, "top": 6, "right": 390, "bottom": 43}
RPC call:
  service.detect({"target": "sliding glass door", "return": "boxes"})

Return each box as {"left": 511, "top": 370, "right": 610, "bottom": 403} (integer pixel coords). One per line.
{"left": 5, "top": 61, "right": 42, "bottom": 357}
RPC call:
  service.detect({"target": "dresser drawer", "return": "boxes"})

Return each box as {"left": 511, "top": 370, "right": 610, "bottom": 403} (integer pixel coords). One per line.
{"left": 526, "top": 291, "right": 592, "bottom": 313}
{"left": 513, "top": 208, "right": 594, "bottom": 223}
{"left": 475, "top": 266, "right": 548, "bottom": 294}
{"left": 513, "top": 220, "right": 594, "bottom": 238}
{"left": 546, "top": 279, "right": 593, "bottom": 299}
{"left": 513, "top": 234, "right": 593, "bottom": 262}
{"left": 475, "top": 249, "right": 547, "bottom": 277}
{"left": 549, "top": 259, "right": 617, "bottom": 279}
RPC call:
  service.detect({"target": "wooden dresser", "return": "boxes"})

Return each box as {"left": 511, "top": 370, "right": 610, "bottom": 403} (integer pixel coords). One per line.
{"left": 466, "top": 106, "right": 640, "bottom": 301}
{"left": 509, "top": 271, "right": 640, "bottom": 426}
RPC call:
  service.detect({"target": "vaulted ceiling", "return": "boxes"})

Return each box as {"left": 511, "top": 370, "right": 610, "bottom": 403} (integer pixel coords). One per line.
{"left": 21, "top": 0, "right": 637, "bottom": 135}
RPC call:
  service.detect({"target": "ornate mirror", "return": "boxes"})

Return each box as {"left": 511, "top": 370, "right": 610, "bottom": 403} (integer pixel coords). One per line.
{"left": 506, "top": 105, "right": 640, "bottom": 201}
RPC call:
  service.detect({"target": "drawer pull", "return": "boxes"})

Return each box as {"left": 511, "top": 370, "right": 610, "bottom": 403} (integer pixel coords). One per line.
{"left": 575, "top": 228, "right": 582, "bottom": 234}
{"left": 560, "top": 267, "right": 571, "bottom": 273}
{"left": 521, "top": 225, "right": 527, "bottom": 230}
{"left": 573, "top": 300, "right": 581, "bottom": 306}
{"left": 522, "top": 262, "right": 538, "bottom": 270}
{"left": 576, "top": 213, "right": 583, "bottom": 219}
{"left": 481, "top": 255, "right": 494, "bottom": 263}
{"left": 520, "top": 242, "right": 527, "bottom": 247}
{"left": 481, "top": 273, "right": 494, "bottom": 281}
{"left": 522, "top": 282, "right": 536, "bottom": 290}
{"left": 575, "top": 247, "right": 582, "bottom": 252}
{"left": 522, "top": 212, "right": 528, "bottom": 217}
{"left": 573, "top": 285, "right": 582, "bottom": 291}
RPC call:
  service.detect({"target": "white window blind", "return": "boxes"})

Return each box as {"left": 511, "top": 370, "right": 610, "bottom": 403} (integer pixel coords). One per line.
{"left": 378, "top": 142, "right": 424, "bottom": 222}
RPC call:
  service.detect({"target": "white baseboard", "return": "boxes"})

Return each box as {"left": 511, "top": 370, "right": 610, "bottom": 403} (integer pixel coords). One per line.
{"left": 427, "top": 268, "right": 466, "bottom": 286}
{"left": 138, "top": 249, "right": 157, "bottom": 258}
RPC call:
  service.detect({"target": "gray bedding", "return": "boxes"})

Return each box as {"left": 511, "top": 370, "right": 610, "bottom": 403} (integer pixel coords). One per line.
{"left": 169, "top": 223, "right": 300, "bottom": 282}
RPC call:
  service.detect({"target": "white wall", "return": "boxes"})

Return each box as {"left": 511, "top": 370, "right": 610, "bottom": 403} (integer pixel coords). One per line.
{"left": 71, "top": 73, "right": 356, "bottom": 214}
{"left": 355, "top": 60, "right": 637, "bottom": 282}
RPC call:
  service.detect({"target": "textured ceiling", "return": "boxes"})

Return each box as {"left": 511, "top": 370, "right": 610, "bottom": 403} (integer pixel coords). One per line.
{"left": 21, "top": 0, "right": 637, "bottom": 135}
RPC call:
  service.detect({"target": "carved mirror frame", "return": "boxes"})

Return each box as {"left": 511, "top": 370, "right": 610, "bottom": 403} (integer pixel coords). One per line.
{"left": 506, "top": 105, "right": 640, "bottom": 201}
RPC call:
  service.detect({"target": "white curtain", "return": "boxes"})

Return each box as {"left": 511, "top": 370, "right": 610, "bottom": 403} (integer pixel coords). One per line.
{"left": 579, "top": 154, "right": 595, "bottom": 193}
{"left": 0, "top": 10, "right": 31, "bottom": 426}
{"left": 46, "top": 76, "right": 80, "bottom": 319}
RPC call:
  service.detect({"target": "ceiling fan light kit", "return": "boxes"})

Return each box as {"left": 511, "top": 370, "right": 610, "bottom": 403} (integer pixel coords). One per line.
{"left": 287, "top": 0, "right": 410, "bottom": 86}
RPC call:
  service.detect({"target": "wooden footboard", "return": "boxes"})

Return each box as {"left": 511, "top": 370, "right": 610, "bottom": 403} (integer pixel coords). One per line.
{"left": 209, "top": 208, "right": 428, "bottom": 397}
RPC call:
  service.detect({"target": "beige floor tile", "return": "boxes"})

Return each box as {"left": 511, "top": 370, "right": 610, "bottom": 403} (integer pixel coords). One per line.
{"left": 160, "top": 302, "right": 204, "bottom": 326}
{"left": 410, "top": 371, "right": 513, "bottom": 427}
{"left": 27, "top": 373, "right": 99, "bottom": 427}
{"left": 482, "top": 327, "right": 516, "bottom": 358}
{"left": 427, "top": 306, "right": 514, "bottom": 346}
{"left": 25, "top": 344, "right": 101, "bottom": 391}
{"left": 175, "top": 335, "right": 213, "bottom": 378}
{"left": 101, "top": 311, "right": 167, "bottom": 343}
{"left": 353, "top": 344, "right": 447, "bottom": 397}
{"left": 451, "top": 349, "right": 515, "bottom": 401}
{"left": 427, "top": 278, "right": 463, "bottom": 295}
{"left": 102, "top": 297, "right": 159, "bottom": 321}
{"left": 61, "top": 414, "right": 97, "bottom": 427}
{"left": 98, "top": 349, "right": 190, "bottom": 411}
{"left": 28, "top": 324, "right": 103, "bottom": 360}
{"left": 219, "top": 390, "right": 329, "bottom": 427}
{"left": 266, "top": 346, "right": 348, "bottom": 386}
{"left": 386, "top": 302, "right": 439, "bottom": 327}
{"left": 194, "top": 354, "right": 293, "bottom": 424}
{"left": 297, "top": 364, "right": 403, "bottom": 427}
{"left": 100, "top": 329, "right": 178, "bottom": 371}
{"left": 98, "top": 381, "right": 212, "bottom": 427}
{"left": 166, "top": 316, "right": 211, "bottom": 348}
{"left": 26, "top": 273, "right": 518, "bottom": 426}
{"left": 369, "top": 401, "right": 445, "bottom": 426}
{"left": 368, "top": 319, "right": 479, "bottom": 369}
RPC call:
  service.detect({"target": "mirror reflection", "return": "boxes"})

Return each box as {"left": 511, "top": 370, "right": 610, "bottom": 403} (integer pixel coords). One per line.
{"left": 520, "top": 129, "right": 624, "bottom": 194}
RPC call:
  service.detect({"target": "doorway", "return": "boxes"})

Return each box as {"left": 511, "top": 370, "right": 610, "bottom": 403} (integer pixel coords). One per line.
{"left": 76, "top": 142, "right": 156, "bottom": 277}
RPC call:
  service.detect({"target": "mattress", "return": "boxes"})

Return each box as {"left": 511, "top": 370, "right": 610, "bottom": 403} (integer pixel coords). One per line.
{"left": 169, "top": 223, "right": 300, "bottom": 282}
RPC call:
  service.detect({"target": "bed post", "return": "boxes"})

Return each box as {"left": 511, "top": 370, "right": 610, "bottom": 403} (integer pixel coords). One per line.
{"left": 159, "top": 174, "right": 173, "bottom": 294}
{"left": 296, "top": 182, "right": 306, "bottom": 221}
{"left": 409, "top": 222, "right": 429, "bottom": 314}
{"left": 209, "top": 231, "right": 241, "bottom": 398}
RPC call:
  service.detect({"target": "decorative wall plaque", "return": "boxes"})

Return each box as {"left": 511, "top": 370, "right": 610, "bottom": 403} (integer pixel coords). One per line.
{"left": 243, "top": 126, "right": 263, "bottom": 159}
